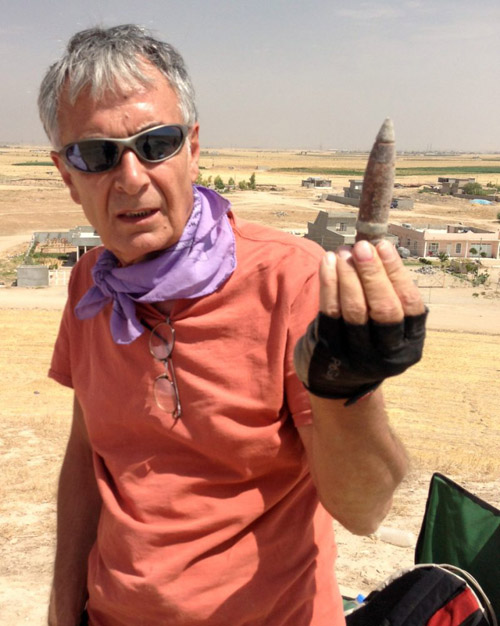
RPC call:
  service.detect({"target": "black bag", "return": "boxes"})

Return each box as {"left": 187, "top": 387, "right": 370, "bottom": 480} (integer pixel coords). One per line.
{"left": 345, "top": 564, "right": 497, "bottom": 626}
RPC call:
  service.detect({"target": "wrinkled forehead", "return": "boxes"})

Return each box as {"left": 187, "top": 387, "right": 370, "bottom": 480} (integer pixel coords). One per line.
{"left": 56, "top": 67, "right": 181, "bottom": 143}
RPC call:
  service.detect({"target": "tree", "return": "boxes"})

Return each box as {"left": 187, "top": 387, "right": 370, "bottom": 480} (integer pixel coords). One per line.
{"left": 214, "top": 175, "right": 225, "bottom": 190}
{"left": 228, "top": 177, "right": 235, "bottom": 187}
{"left": 249, "top": 173, "right": 256, "bottom": 190}
{"left": 238, "top": 180, "right": 248, "bottom": 190}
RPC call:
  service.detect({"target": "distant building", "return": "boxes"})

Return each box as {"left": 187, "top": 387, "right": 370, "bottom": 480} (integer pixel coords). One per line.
{"left": 305, "top": 209, "right": 397, "bottom": 251}
{"left": 344, "top": 179, "right": 363, "bottom": 199}
{"left": 323, "top": 179, "right": 414, "bottom": 210}
{"left": 69, "top": 226, "right": 102, "bottom": 260}
{"left": 437, "top": 177, "right": 475, "bottom": 195}
{"left": 436, "top": 177, "right": 499, "bottom": 201}
{"left": 388, "top": 222, "right": 500, "bottom": 258}
{"left": 301, "top": 177, "right": 332, "bottom": 189}
{"left": 32, "top": 226, "right": 102, "bottom": 261}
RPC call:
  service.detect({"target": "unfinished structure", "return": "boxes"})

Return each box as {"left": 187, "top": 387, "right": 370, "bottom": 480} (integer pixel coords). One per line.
{"left": 301, "top": 177, "right": 332, "bottom": 189}
{"left": 323, "top": 179, "right": 414, "bottom": 210}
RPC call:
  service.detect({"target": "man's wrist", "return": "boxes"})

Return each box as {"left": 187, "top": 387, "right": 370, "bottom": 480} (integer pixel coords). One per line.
{"left": 306, "top": 380, "right": 382, "bottom": 406}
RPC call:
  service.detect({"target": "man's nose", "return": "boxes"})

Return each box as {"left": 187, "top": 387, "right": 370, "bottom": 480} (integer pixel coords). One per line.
{"left": 113, "top": 149, "right": 150, "bottom": 194}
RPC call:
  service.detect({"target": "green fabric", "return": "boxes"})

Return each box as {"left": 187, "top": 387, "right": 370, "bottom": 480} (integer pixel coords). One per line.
{"left": 342, "top": 597, "right": 359, "bottom": 612}
{"left": 415, "top": 472, "right": 500, "bottom": 620}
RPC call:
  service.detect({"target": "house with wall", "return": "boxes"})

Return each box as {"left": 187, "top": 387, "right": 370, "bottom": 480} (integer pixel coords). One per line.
{"left": 388, "top": 222, "right": 500, "bottom": 258}
{"left": 436, "top": 177, "right": 499, "bottom": 201}
{"left": 305, "top": 210, "right": 398, "bottom": 251}
{"left": 32, "top": 226, "right": 102, "bottom": 261}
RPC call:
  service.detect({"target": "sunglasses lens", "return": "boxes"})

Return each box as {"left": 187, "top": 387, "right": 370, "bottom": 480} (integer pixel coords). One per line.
{"left": 137, "top": 126, "right": 185, "bottom": 162}
{"left": 66, "top": 141, "right": 118, "bottom": 173}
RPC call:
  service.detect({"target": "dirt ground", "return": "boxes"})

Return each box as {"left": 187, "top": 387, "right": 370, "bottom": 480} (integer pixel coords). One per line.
{"left": 0, "top": 146, "right": 499, "bottom": 624}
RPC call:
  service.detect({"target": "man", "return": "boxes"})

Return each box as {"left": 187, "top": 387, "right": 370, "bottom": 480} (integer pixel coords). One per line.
{"left": 40, "top": 25, "right": 426, "bottom": 626}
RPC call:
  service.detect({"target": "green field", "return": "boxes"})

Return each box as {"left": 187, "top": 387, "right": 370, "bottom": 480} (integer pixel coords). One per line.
{"left": 271, "top": 166, "right": 500, "bottom": 176}
{"left": 13, "top": 161, "right": 54, "bottom": 166}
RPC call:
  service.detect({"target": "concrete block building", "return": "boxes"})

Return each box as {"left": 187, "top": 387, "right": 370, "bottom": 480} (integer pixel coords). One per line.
{"left": 305, "top": 210, "right": 398, "bottom": 251}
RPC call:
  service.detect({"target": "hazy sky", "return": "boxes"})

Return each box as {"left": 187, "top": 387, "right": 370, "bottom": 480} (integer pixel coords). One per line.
{"left": 1, "top": 0, "right": 498, "bottom": 151}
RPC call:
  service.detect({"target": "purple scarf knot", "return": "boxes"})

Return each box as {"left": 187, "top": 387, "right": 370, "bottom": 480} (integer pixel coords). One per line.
{"left": 74, "top": 185, "right": 236, "bottom": 344}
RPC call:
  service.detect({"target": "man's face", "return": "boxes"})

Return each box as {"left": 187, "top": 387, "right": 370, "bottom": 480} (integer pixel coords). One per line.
{"left": 52, "top": 65, "right": 200, "bottom": 266}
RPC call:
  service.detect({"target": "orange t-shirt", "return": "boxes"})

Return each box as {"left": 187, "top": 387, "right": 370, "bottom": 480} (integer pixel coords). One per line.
{"left": 49, "top": 215, "right": 344, "bottom": 626}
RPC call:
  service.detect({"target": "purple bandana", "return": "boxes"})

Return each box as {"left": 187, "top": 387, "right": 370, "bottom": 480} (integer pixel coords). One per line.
{"left": 74, "top": 185, "right": 236, "bottom": 344}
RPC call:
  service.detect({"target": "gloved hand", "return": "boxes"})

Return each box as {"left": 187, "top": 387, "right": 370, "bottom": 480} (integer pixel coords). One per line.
{"left": 294, "top": 308, "right": 428, "bottom": 406}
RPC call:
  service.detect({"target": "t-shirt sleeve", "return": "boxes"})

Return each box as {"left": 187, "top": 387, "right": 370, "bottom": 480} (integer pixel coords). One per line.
{"left": 48, "top": 297, "right": 73, "bottom": 388}
{"left": 285, "top": 260, "right": 321, "bottom": 428}
{"left": 47, "top": 253, "right": 94, "bottom": 390}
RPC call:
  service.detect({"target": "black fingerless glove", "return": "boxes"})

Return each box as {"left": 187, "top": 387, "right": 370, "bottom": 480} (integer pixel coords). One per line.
{"left": 294, "top": 309, "right": 428, "bottom": 405}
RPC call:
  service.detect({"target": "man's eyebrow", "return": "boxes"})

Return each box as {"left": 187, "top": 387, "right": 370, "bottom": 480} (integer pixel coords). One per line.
{"left": 136, "top": 122, "right": 167, "bottom": 134}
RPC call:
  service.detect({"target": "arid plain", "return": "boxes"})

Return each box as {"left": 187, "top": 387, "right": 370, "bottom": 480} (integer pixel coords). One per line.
{"left": 0, "top": 145, "right": 499, "bottom": 624}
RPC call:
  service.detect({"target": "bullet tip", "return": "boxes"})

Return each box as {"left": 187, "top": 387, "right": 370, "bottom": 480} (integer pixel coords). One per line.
{"left": 376, "top": 118, "right": 395, "bottom": 143}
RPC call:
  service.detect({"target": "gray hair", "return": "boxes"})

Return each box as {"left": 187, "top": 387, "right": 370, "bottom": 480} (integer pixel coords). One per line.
{"left": 38, "top": 24, "right": 198, "bottom": 147}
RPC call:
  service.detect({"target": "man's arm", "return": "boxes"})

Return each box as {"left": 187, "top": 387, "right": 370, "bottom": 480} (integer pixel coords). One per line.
{"left": 299, "top": 391, "right": 407, "bottom": 536}
{"left": 298, "top": 239, "right": 425, "bottom": 535}
{"left": 48, "top": 395, "right": 101, "bottom": 626}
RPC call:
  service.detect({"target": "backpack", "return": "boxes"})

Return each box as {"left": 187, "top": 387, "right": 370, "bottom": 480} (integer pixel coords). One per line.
{"left": 344, "top": 563, "right": 497, "bottom": 626}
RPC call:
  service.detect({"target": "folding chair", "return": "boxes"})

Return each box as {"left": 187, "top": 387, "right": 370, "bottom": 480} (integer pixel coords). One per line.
{"left": 415, "top": 472, "right": 500, "bottom": 622}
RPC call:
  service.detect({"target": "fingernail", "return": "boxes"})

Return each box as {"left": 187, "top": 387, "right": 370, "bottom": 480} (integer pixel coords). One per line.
{"left": 353, "top": 240, "right": 374, "bottom": 262}
{"left": 337, "top": 246, "right": 352, "bottom": 261}
{"left": 377, "top": 239, "right": 396, "bottom": 261}
{"left": 324, "top": 251, "right": 336, "bottom": 266}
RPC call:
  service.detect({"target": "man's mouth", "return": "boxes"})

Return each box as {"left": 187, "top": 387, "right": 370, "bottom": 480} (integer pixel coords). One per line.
{"left": 118, "top": 209, "right": 158, "bottom": 220}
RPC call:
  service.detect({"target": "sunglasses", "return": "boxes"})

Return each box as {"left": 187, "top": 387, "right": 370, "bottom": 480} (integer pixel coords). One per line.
{"left": 58, "top": 124, "right": 189, "bottom": 173}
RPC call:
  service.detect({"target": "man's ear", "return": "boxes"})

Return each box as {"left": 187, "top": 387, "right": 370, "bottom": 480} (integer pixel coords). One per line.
{"left": 51, "top": 151, "right": 82, "bottom": 205}
{"left": 188, "top": 123, "right": 200, "bottom": 183}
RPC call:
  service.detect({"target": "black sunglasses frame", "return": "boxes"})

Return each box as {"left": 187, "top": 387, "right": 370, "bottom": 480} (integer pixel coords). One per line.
{"left": 58, "top": 124, "right": 189, "bottom": 173}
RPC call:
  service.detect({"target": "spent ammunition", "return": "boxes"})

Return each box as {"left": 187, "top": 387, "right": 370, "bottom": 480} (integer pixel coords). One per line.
{"left": 355, "top": 118, "right": 395, "bottom": 244}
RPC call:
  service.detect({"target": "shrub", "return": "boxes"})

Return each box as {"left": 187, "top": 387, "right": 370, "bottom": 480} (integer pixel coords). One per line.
{"left": 462, "top": 182, "right": 486, "bottom": 196}
{"left": 472, "top": 272, "right": 489, "bottom": 287}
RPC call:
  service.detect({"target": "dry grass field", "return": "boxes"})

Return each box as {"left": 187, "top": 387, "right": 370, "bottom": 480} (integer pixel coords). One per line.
{"left": 0, "top": 145, "right": 499, "bottom": 623}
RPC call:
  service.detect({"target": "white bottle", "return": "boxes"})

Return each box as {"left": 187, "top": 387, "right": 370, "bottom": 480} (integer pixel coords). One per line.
{"left": 376, "top": 526, "right": 416, "bottom": 548}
